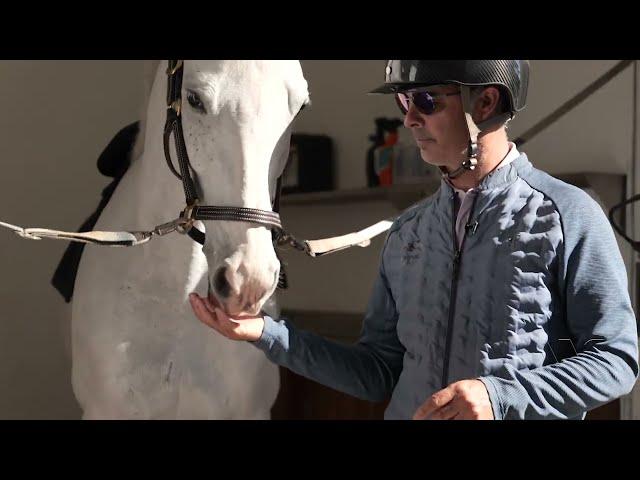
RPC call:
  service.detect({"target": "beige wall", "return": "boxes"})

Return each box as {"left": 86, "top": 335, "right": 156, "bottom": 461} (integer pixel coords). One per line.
{"left": 512, "top": 60, "right": 632, "bottom": 175}
{"left": 0, "top": 61, "right": 145, "bottom": 418}
{"left": 0, "top": 60, "right": 632, "bottom": 418}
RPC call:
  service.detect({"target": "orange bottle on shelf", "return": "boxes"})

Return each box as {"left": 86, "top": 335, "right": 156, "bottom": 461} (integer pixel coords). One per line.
{"left": 374, "top": 130, "right": 400, "bottom": 187}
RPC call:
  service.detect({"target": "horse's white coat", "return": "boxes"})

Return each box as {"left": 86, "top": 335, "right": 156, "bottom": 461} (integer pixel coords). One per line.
{"left": 71, "top": 61, "right": 308, "bottom": 419}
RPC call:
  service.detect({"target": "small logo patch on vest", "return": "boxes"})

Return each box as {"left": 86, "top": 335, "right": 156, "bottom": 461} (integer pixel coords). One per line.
{"left": 402, "top": 239, "right": 422, "bottom": 265}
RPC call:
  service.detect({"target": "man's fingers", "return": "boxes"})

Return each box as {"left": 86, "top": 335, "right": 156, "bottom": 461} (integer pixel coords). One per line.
{"left": 189, "top": 294, "right": 221, "bottom": 330}
{"left": 213, "top": 307, "right": 242, "bottom": 330}
{"left": 427, "top": 402, "right": 459, "bottom": 420}
{"left": 203, "top": 296, "right": 217, "bottom": 314}
{"left": 428, "top": 395, "right": 468, "bottom": 420}
{"left": 189, "top": 293, "right": 264, "bottom": 342}
{"left": 414, "top": 400, "right": 435, "bottom": 420}
{"left": 413, "top": 385, "right": 456, "bottom": 420}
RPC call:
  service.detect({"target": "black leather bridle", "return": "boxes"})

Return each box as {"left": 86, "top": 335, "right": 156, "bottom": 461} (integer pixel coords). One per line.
{"left": 163, "top": 60, "right": 304, "bottom": 289}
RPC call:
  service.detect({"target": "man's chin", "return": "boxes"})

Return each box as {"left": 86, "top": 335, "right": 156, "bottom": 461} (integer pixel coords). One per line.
{"left": 418, "top": 150, "right": 465, "bottom": 172}
{"left": 419, "top": 152, "right": 444, "bottom": 168}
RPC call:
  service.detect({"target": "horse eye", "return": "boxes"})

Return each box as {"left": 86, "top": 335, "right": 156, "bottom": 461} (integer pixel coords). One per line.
{"left": 187, "top": 91, "right": 206, "bottom": 113}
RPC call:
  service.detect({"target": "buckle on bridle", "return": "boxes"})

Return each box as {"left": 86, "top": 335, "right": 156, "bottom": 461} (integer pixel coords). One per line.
{"left": 177, "top": 201, "right": 198, "bottom": 234}
{"left": 168, "top": 99, "right": 182, "bottom": 117}
{"left": 275, "top": 231, "right": 311, "bottom": 255}
{"left": 166, "top": 60, "right": 184, "bottom": 76}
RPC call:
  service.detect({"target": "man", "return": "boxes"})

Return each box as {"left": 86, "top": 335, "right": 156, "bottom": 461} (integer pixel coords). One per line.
{"left": 189, "top": 60, "right": 639, "bottom": 419}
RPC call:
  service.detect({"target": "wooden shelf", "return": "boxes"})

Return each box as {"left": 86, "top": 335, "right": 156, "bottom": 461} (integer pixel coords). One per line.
{"left": 281, "top": 180, "right": 442, "bottom": 210}
{"left": 279, "top": 172, "right": 625, "bottom": 211}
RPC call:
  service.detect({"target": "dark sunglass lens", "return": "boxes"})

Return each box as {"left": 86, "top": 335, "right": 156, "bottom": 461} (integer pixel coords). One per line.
{"left": 412, "top": 92, "right": 436, "bottom": 114}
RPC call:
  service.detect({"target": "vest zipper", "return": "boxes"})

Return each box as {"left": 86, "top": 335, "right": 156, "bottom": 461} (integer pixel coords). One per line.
{"left": 441, "top": 192, "right": 478, "bottom": 389}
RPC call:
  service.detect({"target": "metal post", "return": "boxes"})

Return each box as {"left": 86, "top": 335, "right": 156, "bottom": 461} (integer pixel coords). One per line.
{"left": 621, "top": 60, "right": 640, "bottom": 420}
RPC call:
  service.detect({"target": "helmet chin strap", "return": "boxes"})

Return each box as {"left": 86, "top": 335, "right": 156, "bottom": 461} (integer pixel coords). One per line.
{"left": 442, "top": 85, "right": 514, "bottom": 180}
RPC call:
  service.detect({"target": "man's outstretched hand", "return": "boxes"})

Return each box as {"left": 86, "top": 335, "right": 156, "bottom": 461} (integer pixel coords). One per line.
{"left": 189, "top": 292, "right": 265, "bottom": 342}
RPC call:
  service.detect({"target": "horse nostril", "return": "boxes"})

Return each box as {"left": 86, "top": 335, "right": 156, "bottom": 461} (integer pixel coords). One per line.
{"left": 214, "top": 267, "right": 231, "bottom": 298}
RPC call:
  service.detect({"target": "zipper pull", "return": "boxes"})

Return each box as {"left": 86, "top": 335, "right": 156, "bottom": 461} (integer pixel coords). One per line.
{"left": 465, "top": 220, "right": 479, "bottom": 236}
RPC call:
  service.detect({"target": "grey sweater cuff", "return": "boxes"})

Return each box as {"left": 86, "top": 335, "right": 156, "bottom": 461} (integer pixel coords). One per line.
{"left": 478, "top": 376, "right": 506, "bottom": 420}
{"left": 252, "top": 315, "right": 290, "bottom": 354}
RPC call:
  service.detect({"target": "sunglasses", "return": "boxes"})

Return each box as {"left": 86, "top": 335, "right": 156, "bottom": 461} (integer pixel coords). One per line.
{"left": 395, "top": 90, "right": 461, "bottom": 115}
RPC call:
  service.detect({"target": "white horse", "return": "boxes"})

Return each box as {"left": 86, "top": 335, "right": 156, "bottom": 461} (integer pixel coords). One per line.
{"left": 71, "top": 60, "right": 309, "bottom": 419}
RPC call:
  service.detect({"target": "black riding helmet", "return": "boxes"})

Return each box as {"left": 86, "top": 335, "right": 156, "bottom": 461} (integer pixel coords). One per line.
{"left": 369, "top": 60, "right": 530, "bottom": 179}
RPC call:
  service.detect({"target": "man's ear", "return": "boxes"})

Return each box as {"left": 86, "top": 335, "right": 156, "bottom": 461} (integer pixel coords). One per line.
{"left": 473, "top": 86, "right": 502, "bottom": 123}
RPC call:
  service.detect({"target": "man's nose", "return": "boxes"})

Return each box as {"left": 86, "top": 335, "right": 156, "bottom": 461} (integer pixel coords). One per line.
{"left": 404, "top": 103, "right": 424, "bottom": 128}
